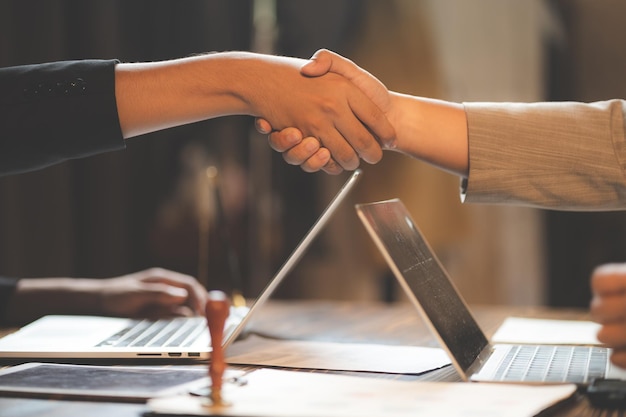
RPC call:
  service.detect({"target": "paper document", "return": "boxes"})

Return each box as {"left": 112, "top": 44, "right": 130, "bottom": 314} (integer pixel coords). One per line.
{"left": 226, "top": 335, "right": 450, "bottom": 374}
{"left": 148, "top": 368, "right": 577, "bottom": 417}
{"left": 492, "top": 317, "right": 602, "bottom": 345}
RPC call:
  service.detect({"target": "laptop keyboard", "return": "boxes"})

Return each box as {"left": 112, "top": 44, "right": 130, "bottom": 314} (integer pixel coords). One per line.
{"left": 494, "top": 345, "right": 607, "bottom": 383}
{"left": 96, "top": 317, "right": 207, "bottom": 348}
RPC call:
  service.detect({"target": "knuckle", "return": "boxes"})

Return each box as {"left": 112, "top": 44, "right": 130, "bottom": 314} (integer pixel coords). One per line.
{"left": 147, "top": 267, "right": 166, "bottom": 276}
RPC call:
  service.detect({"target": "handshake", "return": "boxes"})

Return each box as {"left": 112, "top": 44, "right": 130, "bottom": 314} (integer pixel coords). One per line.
{"left": 116, "top": 48, "right": 468, "bottom": 179}
{"left": 251, "top": 49, "right": 468, "bottom": 178}
{"left": 254, "top": 49, "right": 396, "bottom": 176}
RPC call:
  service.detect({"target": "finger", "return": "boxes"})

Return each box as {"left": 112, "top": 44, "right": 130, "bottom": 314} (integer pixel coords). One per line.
{"left": 297, "top": 149, "right": 333, "bottom": 173}
{"left": 591, "top": 263, "right": 626, "bottom": 295}
{"left": 282, "top": 137, "right": 321, "bottom": 165}
{"left": 321, "top": 157, "right": 344, "bottom": 175}
{"left": 590, "top": 293, "right": 626, "bottom": 323}
{"left": 331, "top": 98, "right": 384, "bottom": 165}
{"left": 171, "top": 305, "right": 195, "bottom": 317}
{"left": 335, "top": 120, "right": 384, "bottom": 165}
{"left": 610, "top": 349, "right": 626, "bottom": 369}
{"left": 268, "top": 128, "right": 304, "bottom": 152}
{"left": 302, "top": 49, "right": 364, "bottom": 85}
{"left": 302, "top": 50, "right": 395, "bottom": 147}
{"left": 127, "top": 283, "right": 189, "bottom": 312}
{"left": 596, "top": 322, "right": 626, "bottom": 348}
{"left": 139, "top": 268, "right": 207, "bottom": 314}
{"left": 300, "top": 49, "right": 334, "bottom": 77}
{"left": 318, "top": 129, "right": 360, "bottom": 171}
{"left": 255, "top": 118, "right": 273, "bottom": 134}
{"left": 345, "top": 89, "right": 395, "bottom": 158}
{"left": 135, "top": 303, "right": 188, "bottom": 320}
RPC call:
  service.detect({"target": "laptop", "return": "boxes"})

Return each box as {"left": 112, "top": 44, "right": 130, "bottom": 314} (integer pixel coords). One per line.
{"left": 0, "top": 169, "right": 363, "bottom": 362}
{"left": 355, "top": 198, "right": 626, "bottom": 385}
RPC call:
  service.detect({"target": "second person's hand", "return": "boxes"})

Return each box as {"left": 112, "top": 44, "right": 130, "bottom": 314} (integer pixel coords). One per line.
{"left": 255, "top": 49, "right": 395, "bottom": 174}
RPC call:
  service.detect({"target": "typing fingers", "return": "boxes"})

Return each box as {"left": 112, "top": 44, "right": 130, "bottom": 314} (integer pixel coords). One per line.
{"left": 591, "top": 291, "right": 626, "bottom": 323}
{"left": 137, "top": 268, "right": 207, "bottom": 315}
{"left": 610, "top": 348, "right": 626, "bottom": 369}
{"left": 591, "top": 263, "right": 626, "bottom": 296}
{"left": 596, "top": 322, "right": 626, "bottom": 349}
{"left": 135, "top": 302, "right": 195, "bottom": 320}
{"left": 590, "top": 263, "right": 626, "bottom": 326}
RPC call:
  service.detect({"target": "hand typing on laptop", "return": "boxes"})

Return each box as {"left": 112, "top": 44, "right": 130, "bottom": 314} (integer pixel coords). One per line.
{"left": 591, "top": 264, "right": 626, "bottom": 369}
{"left": 2, "top": 268, "right": 208, "bottom": 326}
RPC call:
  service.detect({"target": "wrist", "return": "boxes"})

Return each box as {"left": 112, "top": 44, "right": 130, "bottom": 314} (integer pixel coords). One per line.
{"left": 386, "top": 92, "right": 468, "bottom": 177}
{"left": 7, "top": 278, "right": 103, "bottom": 322}
{"left": 116, "top": 52, "right": 264, "bottom": 138}
{"left": 386, "top": 92, "right": 419, "bottom": 152}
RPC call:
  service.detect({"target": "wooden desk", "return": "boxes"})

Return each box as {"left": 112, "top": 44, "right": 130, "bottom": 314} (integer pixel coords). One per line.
{"left": 0, "top": 301, "right": 607, "bottom": 416}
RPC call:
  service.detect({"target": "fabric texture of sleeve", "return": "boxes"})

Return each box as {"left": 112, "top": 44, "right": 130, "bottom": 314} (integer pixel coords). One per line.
{"left": 0, "top": 276, "right": 18, "bottom": 324}
{"left": 462, "top": 100, "right": 626, "bottom": 211}
{"left": 0, "top": 59, "right": 126, "bottom": 176}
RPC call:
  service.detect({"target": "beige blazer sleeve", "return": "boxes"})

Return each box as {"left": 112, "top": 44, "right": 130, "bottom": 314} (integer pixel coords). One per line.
{"left": 462, "top": 100, "right": 626, "bottom": 211}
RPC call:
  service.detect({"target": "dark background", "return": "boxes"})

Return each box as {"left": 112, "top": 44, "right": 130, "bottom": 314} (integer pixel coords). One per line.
{"left": 0, "top": 0, "right": 364, "bottom": 297}
{"left": 2, "top": 0, "right": 626, "bottom": 307}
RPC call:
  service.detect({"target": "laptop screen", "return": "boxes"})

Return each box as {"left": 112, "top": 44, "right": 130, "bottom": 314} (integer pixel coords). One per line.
{"left": 356, "top": 199, "right": 489, "bottom": 374}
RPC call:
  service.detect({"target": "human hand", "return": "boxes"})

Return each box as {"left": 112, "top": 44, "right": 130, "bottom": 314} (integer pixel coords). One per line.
{"left": 255, "top": 123, "right": 340, "bottom": 174}
{"left": 590, "top": 263, "right": 626, "bottom": 368}
{"left": 256, "top": 49, "right": 395, "bottom": 174}
{"left": 97, "top": 268, "right": 208, "bottom": 319}
{"left": 4, "top": 268, "right": 208, "bottom": 326}
{"left": 248, "top": 53, "right": 393, "bottom": 171}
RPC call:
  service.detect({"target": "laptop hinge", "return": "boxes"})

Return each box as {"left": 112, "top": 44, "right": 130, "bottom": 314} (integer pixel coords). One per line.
{"left": 466, "top": 344, "right": 495, "bottom": 378}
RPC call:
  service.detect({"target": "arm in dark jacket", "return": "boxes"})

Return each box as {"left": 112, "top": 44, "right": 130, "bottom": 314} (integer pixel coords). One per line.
{"left": 0, "top": 59, "right": 126, "bottom": 176}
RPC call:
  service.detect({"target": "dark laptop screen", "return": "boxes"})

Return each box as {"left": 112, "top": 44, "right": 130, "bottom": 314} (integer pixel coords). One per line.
{"left": 356, "top": 199, "right": 489, "bottom": 374}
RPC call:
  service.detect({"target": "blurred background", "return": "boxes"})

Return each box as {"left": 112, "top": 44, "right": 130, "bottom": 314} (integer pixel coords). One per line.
{"left": 1, "top": 0, "right": 626, "bottom": 308}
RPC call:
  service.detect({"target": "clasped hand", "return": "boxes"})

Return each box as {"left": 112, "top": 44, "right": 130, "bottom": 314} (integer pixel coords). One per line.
{"left": 256, "top": 49, "right": 395, "bottom": 175}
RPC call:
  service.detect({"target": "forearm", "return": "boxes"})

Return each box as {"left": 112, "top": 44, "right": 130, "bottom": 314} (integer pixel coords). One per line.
{"left": 0, "top": 60, "right": 125, "bottom": 176}
{"left": 4, "top": 278, "right": 103, "bottom": 325}
{"left": 388, "top": 92, "right": 468, "bottom": 177}
{"left": 463, "top": 100, "right": 626, "bottom": 210}
{"left": 115, "top": 52, "right": 305, "bottom": 139}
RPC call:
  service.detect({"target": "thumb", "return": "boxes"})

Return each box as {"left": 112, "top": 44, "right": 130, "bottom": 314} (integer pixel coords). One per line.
{"left": 255, "top": 118, "right": 273, "bottom": 134}
{"left": 301, "top": 49, "right": 370, "bottom": 87}
{"left": 300, "top": 49, "right": 334, "bottom": 77}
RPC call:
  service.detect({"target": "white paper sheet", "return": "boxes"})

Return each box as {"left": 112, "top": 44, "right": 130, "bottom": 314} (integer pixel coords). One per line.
{"left": 148, "top": 368, "right": 577, "bottom": 417}
{"left": 226, "top": 335, "right": 450, "bottom": 374}
{"left": 492, "top": 317, "right": 602, "bottom": 345}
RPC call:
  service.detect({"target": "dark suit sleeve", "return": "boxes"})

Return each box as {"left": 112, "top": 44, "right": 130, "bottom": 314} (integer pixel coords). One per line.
{"left": 0, "top": 59, "right": 126, "bottom": 176}
{"left": 0, "top": 276, "right": 18, "bottom": 324}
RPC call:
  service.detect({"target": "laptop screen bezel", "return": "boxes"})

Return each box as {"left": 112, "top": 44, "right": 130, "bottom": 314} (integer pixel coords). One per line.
{"left": 355, "top": 198, "right": 492, "bottom": 380}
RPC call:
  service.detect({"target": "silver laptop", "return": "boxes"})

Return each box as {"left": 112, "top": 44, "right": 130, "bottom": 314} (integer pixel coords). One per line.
{"left": 356, "top": 198, "right": 626, "bottom": 385}
{"left": 0, "top": 170, "right": 362, "bottom": 362}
